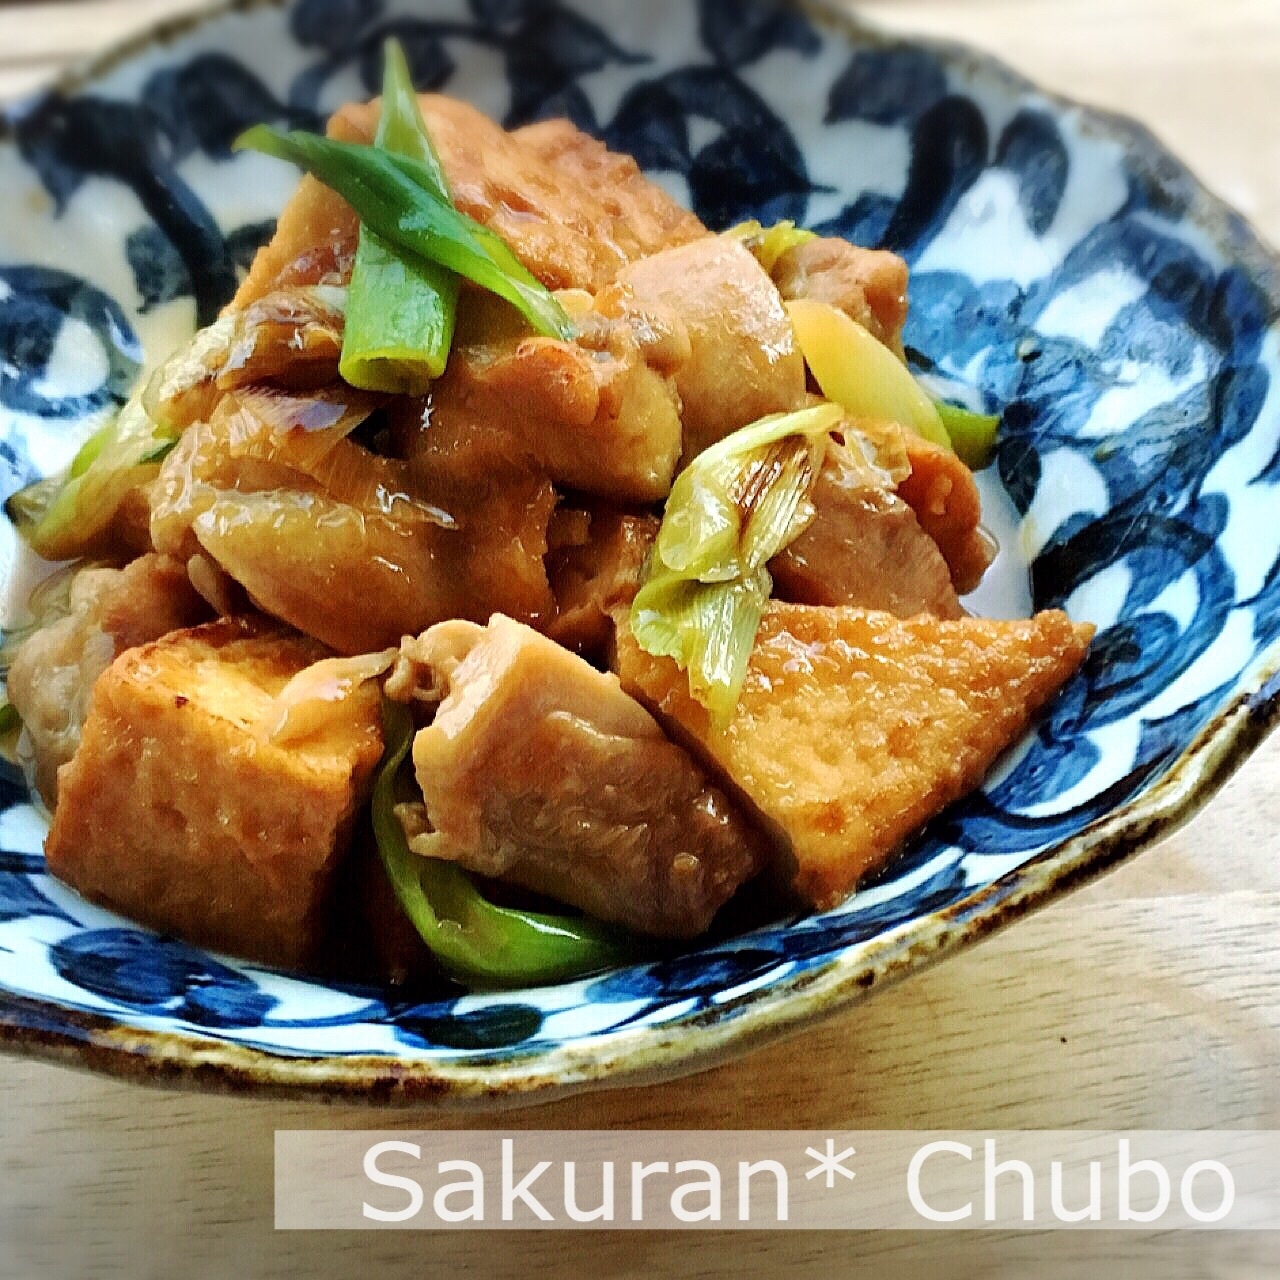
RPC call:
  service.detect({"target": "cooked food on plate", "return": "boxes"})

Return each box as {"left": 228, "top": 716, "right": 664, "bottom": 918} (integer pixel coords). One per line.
{"left": 2, "top": 43, "right": 1094, "bottom": 987}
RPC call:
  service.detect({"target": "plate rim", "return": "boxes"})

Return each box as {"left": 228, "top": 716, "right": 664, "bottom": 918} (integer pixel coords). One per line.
{"left": 1, "top": 0, "right": 1278, "bottom": 1105}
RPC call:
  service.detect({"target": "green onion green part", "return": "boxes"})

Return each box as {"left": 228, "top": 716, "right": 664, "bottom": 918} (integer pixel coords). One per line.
{"left": 935, "top": 400, "right": 1001, "bottom": 470}
{"left": 234, "top": 126, "right": 574, "bottom": 344}
{"left": 373, "top": 701, "right": 630, "bottom": 987}
{"left": 339, "top": 39, "right": 460, "bottom": 394}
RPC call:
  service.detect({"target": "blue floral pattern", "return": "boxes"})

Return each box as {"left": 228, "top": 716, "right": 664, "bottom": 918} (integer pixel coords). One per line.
{"left": 0, "top": 0, "right": 1276, "bottom": 1083}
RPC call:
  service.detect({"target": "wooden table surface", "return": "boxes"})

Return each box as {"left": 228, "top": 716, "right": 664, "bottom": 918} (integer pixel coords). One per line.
{"left": 1, "top": 2, "right": 1278, "bottom": 1277}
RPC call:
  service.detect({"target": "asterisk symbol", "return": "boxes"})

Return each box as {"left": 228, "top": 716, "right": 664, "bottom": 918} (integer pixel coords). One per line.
{"left": 804, "top": 1138, "right": 856, "bottom": 1189}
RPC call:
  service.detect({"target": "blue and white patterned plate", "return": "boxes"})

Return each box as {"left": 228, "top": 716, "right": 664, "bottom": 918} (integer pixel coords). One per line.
{"left": 0, "top": 0, "right": 1277, "bottom": 1103}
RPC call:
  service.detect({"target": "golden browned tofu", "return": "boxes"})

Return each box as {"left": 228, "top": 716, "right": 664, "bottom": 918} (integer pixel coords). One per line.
{"left": 773, "top": 237, "right": 910, "bottom": 355}
{"left": 547, "top": 508, "right": 659, "bottom": 655}
{"left": 45, "top": 618, "right": 383, "bottom": 967}
{"left": 395, "top": 616, "right": 767, "bottom": 939}
{"left": 899, "top": 436, "right": 996, "bottom": 595}
{"left": 235, "top": 96, "right": 706, "bottom": 307}
{"left": 614, "top": 604, "right": 1093, "bottom": 908}
{"left": 6, "top": 555, "right": 210, "bottom": 803}
{"left": 602, "top": 237, "right": 807, "bottom": 462}
{"left": 771, "top": 440, "right": 963, "bottom": 618}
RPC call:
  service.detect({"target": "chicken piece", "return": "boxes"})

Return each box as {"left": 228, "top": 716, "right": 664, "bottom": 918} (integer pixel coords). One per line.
{"left": 773, "top": 237, "right": 910, "bottom": 355}
{"left": 151, "top": 402, "right": 558, "bottom": 653}
{"left": 190, "top": 482, "right": 555, "bottom": 655}
{"left": 601, "top": 237, "right": 807, "bottom": 462}
{"left": 393, "top": 616, "right": 767, "bottom": 939}
{"left": 412, "top": 301, "right": 685, "bottom": 503}
{"left": 614, "top": 603, "right": 1094, "bottom": 909}
{"left": 513, "top": 116, "right": 706, "bottom": 278}
{"left": 899, "top": 436, "right": 995, "bottom": 595}
{"left": 547, "top": 509, "right": 660, "bottom": 655}
{"left": 770, "top": 439, "right": 963, "bottom": 618}
{"left": 234, "top": 96, "right": 705, "bottom": 307}
{"left": 6, "top": 555, "right": 209, "bottom": 804}
{"left": 45, "top": 618, "right": 383, "bottom": 968}
{"left": 216, "top": 286, "right": 345, "bottom": 393}
{"left": 190, "top": 491, "right": 449, "bottom": 655}
{"left": 151, "top": 415, "right": 310, "bottom": 565}
{"left": 230, "top": 172, "right": 358, "bottom": 306}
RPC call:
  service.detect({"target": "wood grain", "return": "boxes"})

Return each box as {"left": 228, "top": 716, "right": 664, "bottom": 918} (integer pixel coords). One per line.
{"left": 0, "top": 2, "right": 1277, "bottom": 1276}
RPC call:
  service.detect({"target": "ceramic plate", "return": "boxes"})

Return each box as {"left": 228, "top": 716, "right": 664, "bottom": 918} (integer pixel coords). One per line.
{"left": 0, "top": 0, "right": 1277, "bottom": 1103}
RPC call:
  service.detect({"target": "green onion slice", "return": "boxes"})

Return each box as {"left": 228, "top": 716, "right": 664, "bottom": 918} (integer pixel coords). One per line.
{"left": 935, "top": 400, "right": 1001, "bottom": 470}
{"left": 723, "top": 218, "right": 817, "bottom": 273}
{"left": 235, "top": 125, "right": 573, "bottom": 343}
{"left": 632, "top": 568, "right": 773, "bottom": 726}
{"left": 7, "top": 394, "right": 176, "bottom": 562}
{"left": 373, "top": 702, "right": 630, "bottom": 987}
{"left": 339, "top": 39, "right": 460, "bottom": 394}
{"left": 632, "top": 402, "right": 842, "bottom": 725}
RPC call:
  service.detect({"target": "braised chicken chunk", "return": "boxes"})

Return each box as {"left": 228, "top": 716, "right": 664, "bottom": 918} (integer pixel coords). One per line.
{"left": 151, "top": 394, "right": 558, "bottom": 652}
{"left": 770, "top": 438, "right": 963, "bottom": 618}
{"left": 899, "top": 435, "right": 996, "bottom": 595}
{"left": 390, "top": 616, "right": 767, "bottom": 939}
{"left": 406, "top": 298, "right": 685, "bottom": 504}
{"left": 6, "top": 555, "right": 209, "bottom": 803}
{"left": 547, "top": 509, "right": 660, "bottom": 655}
{"left": 773, "top": 237, "right": 910, "bottom": 355}
{"left": 602, "top": 237, "right": 808, "bottom": 461}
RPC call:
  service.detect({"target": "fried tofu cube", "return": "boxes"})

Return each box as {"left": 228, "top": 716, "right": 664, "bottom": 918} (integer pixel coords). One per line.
{"left": 614, "top": 603, "right": 1094, "bottom": 908}
{"left": 45, "top": 618, "right": 383, "bottom": 967}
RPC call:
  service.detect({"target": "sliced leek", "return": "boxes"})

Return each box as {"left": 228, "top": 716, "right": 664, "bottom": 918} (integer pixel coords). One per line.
{"left": 632, "top": 402, "right": 842, "bottom": 725}
{"left": 7, "top": 393, "right": 176, "bottom": 562}
{"left": 724, "top": 219, "right": 817, "bottom": 274}
{"left": 339, "top": 39, "right": 459, "bottom": 394}
{"left": 656, "top": 402, "right": 841, "bottom": 582}
{"left": 787, "top": 298, "right": 952, "bottom": 450}
{"left": 936, "top": 400, "right": 1001, "bottom": 470}
{"left": 631, "top": 568, "right": 772, "bottom": 726}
